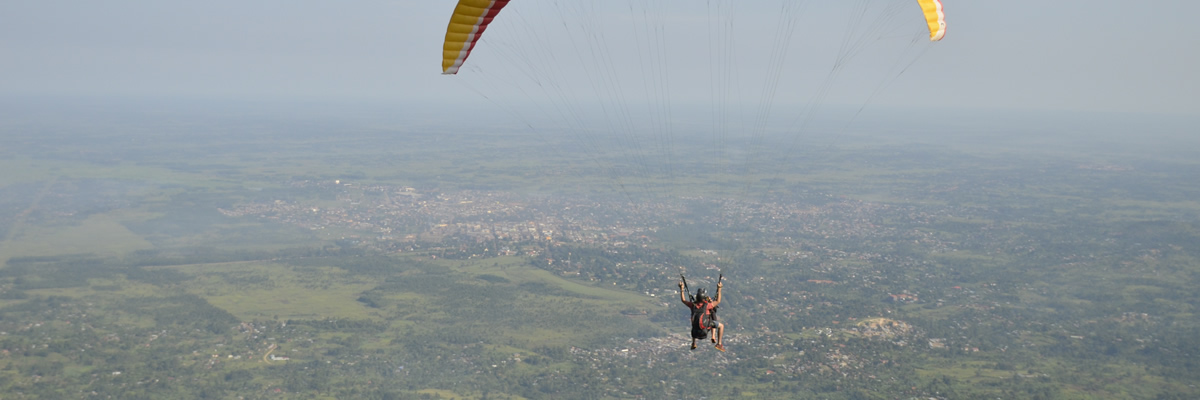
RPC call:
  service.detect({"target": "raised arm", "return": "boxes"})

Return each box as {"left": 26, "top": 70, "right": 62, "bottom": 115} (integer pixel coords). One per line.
{"left": 678, "top": 281, "right": 690, "bottom": 305}
{"left": 713, "top": 281, "right": 723, "bottom": 306}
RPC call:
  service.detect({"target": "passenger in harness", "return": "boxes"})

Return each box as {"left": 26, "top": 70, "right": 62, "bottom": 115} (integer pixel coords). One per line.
{"left": 679, "top": 279, "right": 725, "bottom": 351}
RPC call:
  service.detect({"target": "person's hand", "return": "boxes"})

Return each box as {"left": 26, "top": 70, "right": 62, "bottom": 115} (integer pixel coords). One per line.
{"left": 678, "top": 281, "right": 684, "bottom": 289}
{"left": 717, "top": 281, "right": 723, "bottom": 289}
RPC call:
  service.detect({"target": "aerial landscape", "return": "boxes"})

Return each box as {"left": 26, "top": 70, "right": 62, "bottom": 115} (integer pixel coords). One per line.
{"left": 2, "top": 1, "right": 1199, "bottom": 399}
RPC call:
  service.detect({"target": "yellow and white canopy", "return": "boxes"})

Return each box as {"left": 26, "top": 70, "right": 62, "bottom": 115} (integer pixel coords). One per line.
{"left": 916, "top": 0, "right": 947, "bottom": 41}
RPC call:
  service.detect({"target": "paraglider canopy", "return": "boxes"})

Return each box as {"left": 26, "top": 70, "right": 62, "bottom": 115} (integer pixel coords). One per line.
{"left": 441, "top": 0, "right": 944, "bottom": 74}
{"left": 437, "top": 1, "right": 951, "bottom": 201}
{"left": 442, "top": 0, "right": 511, "bottom": 75}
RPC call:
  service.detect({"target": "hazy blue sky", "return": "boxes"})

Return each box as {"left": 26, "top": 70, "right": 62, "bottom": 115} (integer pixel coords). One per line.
{"left": 2, "top": 1, "right": 1197, "bottom": 116}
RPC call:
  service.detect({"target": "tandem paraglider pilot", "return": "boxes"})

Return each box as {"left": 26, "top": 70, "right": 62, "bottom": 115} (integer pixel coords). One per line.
{"left": 679, "top": 278, "right": 724, "bottom": 351}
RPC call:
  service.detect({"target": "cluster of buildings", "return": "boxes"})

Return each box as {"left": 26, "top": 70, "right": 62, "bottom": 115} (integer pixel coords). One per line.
{"left": 218, "top": 182, "right": 678, "bottom": 254}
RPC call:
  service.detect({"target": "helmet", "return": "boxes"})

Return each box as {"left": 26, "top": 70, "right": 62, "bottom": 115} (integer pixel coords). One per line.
{"left": 694, "top": 288, "right": 708, "bottom": 301}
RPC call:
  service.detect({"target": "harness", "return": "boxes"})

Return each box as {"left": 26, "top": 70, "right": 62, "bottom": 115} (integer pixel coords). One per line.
{"left": 681, "top": 272, "right": 722, "bottom": 339}
{"left": 690, "top": 300, "right": 718, "bottom": 339}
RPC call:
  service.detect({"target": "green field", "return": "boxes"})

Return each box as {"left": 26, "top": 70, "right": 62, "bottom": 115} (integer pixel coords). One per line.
{"left": 1, "top": 104, "right": 1198, "bottom": 399}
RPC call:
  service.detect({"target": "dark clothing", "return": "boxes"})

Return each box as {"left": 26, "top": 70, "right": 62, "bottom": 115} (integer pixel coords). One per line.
{"left": 684, "top": 300, "right": 718, "bottom": 339}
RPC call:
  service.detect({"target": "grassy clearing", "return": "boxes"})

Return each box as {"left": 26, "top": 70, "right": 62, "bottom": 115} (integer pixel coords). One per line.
{"left": 916, "top": 359, "right": 1015, "bottom": 382}
{"left": 163, "top": 262, "right": 380, "bottom": 321}
{"left": 0, "top": 213, "right": 154, "bottom": 260}
{"left": 0, "top": 158, "right": 58, "bottom": 186}
{"left": 368, "top": 254, "right": 663, "bottom": 348}
{"left": 25, "top": 274, "right": 162, "bottom": 300}
{"left": 438, "top": 256, "right": 654, "bottom": 308}
{"left": 0, "top": 157, "right": 239, "bottom": 190}
{"left": 931, "top": 250, "right": 1001, "bottom": 265}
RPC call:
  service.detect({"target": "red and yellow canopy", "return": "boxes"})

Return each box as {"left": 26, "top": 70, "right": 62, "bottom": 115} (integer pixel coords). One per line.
{"left": 441, "top": 0, "right": 945, "bottom": 74}
{"left": 441, "top": 0, "right": 510, "bottom": 75}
